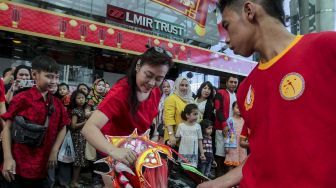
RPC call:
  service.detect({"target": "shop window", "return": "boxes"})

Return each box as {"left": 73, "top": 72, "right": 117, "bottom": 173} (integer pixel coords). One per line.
{"left": 180, "top": 71, "right": 219, "bottom": 95}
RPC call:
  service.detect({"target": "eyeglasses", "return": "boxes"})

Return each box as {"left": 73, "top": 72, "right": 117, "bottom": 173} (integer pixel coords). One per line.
{"left": 153, "top": 46, "right": 173, "bottom": 58}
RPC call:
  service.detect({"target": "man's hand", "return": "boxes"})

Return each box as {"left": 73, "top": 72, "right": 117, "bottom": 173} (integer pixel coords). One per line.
{"left": 47, "top": 148, "right": 58, "bottom": 169}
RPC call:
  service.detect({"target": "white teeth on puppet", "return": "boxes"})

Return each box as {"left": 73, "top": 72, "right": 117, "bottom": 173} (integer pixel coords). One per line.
{"left": 151, "top": 158, "right": 157, "bottom": 164}
{"left": 125, "top": 183, "right": 133, "bottom": 188}
{"left": 119, "top": 174, "right": 129, "bottom": 183}
{"left": 115, "top": 162, "right": 135, "bottom": 176}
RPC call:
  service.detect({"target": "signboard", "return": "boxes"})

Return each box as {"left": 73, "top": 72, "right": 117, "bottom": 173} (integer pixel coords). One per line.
{"left": 0, "top": 1, "right": 257, "bottom": 76}
{"left": 106, "top": 4, "right": 184, "bottom": 38}
{"left": 150, "top": 0, "right": 211, "bottom": 36}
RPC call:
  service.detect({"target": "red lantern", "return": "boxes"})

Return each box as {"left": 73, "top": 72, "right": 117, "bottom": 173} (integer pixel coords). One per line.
{"left": 79, "top": 24, "right": 88, "bottom": 41}
{"left": 59, "top": 20, "right": 67, "bottom": 37}
{"left": 11, "top": 8, "right": 20, "bottom": 28}
{"left": 174, "top": 46, "right": 180, "bottom": 59}
{"left": 117, "top": 32, "right": 122, "bottom": 48}
{"left": 187, "top": 49, "right": 191, "bottom": 61}
{"left": 98, "top": 29, "right": 106, "bottom": 45}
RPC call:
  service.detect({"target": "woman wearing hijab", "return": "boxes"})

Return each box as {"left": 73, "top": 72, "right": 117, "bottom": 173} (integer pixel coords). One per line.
{"left": 86, "top": 78, "right": 106, "bottom": 117}
{"left": 163, "top": 77, "right": 193, "bottom": 146}
{"left": 151, "top": 79, "right": 174, "bottom": 143}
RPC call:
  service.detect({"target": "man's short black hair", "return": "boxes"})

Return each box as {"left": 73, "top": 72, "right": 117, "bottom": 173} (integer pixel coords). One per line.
{"left": 31, "top": 55, "right": 59, "bottom": 73}
{"left": 226, "top": 74, "right": 239, "bottom": 82}
{"left": 218, "top": 0, "right": 286, "bottom": 25}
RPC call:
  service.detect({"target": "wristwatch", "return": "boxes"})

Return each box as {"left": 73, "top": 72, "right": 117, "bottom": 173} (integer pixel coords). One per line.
{"left": 168, "top": 131, "right": 174, "bottom": 135}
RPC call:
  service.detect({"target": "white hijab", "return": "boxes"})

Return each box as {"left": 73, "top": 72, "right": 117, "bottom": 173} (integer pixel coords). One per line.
{"left": 159, "top": 79, "right": 175, "bottom": 111}
{"left": 173, "top": 77, "right": 194, "bottom": 103}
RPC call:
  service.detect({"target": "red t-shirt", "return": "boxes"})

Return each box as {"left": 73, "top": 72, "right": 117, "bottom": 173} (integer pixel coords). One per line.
{"left": 1, "top": 86, "right": 70, "bottom": 179}
{"left": 99, "top": 78, "right": 161, "bottom": 137}
{"left": 0, "top": 79, "right": 5, "bottom": 103}
{"left": 237, "top": 32, "right": 336, "bottom": 187}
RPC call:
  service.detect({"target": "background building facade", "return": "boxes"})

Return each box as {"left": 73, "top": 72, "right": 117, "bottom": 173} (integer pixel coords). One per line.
{"left": 290, "top": 0, "right": 336, "bottom": 34}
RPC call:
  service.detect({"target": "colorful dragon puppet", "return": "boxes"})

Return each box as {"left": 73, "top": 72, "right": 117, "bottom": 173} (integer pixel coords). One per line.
{"left": 94, "top": 129, "right": 175, "bottom": 188}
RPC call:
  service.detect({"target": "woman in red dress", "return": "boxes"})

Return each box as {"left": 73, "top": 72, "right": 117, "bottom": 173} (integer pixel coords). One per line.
{"left": 82, "top": 47, "right": 173, "bottom": 187}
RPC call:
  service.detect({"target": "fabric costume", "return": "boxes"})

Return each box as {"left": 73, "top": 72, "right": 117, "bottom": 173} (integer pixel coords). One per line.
{"left": 237, "top": 32, "right": 336, "bottom": 187}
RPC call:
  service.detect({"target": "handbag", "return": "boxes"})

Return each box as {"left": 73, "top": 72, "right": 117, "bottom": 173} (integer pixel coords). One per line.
{"left": 11, "top": 93, "right": 54, "bottom": 147}
{"left": 58, "top": 130, "right": 75, "bottom": 163}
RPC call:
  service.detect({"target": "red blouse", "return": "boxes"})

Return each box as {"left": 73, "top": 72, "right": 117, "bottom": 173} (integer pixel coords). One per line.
{"left": 0, "top": 79, "right": 5, "bottom": 103}
{"left": 99, "top": 78, "right": 161, "bottom": 137}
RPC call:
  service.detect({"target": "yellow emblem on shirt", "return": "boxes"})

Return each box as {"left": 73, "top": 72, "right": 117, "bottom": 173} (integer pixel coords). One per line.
{"left": 244, "top": 85, "right": 255, "bottom": 111}
{"left": 279, "top": 72, "right": 305, "bottom": 100}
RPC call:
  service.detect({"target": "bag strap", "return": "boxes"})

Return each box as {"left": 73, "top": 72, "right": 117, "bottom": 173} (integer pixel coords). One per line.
{"left": 44, "top": 92, "right": 55, "bottom": 128}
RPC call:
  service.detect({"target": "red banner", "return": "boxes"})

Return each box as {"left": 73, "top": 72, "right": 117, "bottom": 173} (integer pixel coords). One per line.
{"left": 0, "top": 1, "right": 256, "bottom": 76}
{"left": 150, "top": 0, "right": 210, "bottom": 36}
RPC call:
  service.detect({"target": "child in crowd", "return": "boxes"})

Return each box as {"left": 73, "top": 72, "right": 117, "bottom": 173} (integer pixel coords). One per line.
{"left": 175, "top": 104, "right": 204, "bottom": 167}
{"left": 224, "top": 102, "right": 247, "bottom": 170}
{"left": 77, "top": 83, "right": 90, "bottom": 96}
{"left": 58, "top": 82, "right": 71, "bottom": 109}
{"left": 198, "top": 119, "right": 216, "bottom": 178}
{"left": 69, "top": 90, "right": 89, "bottom": 188}
{"left": 239, "top": 124, "right": 250, "bottom": 150}
{"left": 1, "top": 55, "right": 70, "bottom": 187}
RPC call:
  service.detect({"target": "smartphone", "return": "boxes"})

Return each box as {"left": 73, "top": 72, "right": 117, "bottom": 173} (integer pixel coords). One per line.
{"left": 19, "top": 80, "right": 35, "bottom": 88}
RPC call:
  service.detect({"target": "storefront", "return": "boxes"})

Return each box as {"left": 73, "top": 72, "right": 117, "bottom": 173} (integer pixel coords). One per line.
{"left": 0, "top": 0, "right": 257, "bottom": 91}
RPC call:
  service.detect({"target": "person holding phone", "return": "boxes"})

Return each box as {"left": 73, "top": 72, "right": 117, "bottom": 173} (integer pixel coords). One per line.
{"left": 5, "top": 65, "right": 33, "bottom": 104}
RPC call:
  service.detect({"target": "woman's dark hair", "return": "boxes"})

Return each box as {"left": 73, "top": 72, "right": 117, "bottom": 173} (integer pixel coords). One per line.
{"left": 127, "top": 46, "right": 174, "bottom": 115}
{"left": 77, "top": 83, "right": 90, "bottom": 93}
{"left": 196, "top": 81, "right": 214, "bottom": 100}
{"left": 69, "top": 90, "right": 87, "bottom": 110}
{"left": 200, "top": 119, "right": 213, "bottom": 134}
{"left": 232, "top": 101, "right": 237, "bottom": 110}
{"left": 218, "top": 0, "right": 285, "bottom": 25}
{"left": 13, "top": 65, "right": 32, "bottom": 80}
{"left": 181, "top": 103, "right": 198, "bottom": 121}
{"left": 31, "top": 55, "right": 60, "bottom": 73}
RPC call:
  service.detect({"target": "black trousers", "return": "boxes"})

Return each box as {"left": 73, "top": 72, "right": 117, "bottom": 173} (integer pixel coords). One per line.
{"left": 1, "top": 175, "right": 47, "bottom": 188}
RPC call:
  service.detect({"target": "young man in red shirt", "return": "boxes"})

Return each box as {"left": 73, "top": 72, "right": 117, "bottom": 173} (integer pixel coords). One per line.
{"left": 1, "top": 56, "right": 70, "bottom": 187}
{"left": 214, "top": 75, "right": 238, "bottom": 177}
{"left": 198, "top": 0, "right": 336, "bottom": 187}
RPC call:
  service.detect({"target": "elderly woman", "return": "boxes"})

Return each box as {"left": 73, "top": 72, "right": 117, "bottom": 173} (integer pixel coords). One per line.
{"left": 151, "top": 79, "right": 174, "bottom": 143}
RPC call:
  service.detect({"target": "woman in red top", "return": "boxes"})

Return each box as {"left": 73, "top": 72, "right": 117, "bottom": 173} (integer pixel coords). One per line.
{"left": 82, "top": 46, "right": 173, "bottom": 186}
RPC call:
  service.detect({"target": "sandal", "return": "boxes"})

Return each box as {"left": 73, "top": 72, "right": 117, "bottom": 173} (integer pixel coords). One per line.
{"left": 70, "top": 182, "right": 83, "bottom": 188}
